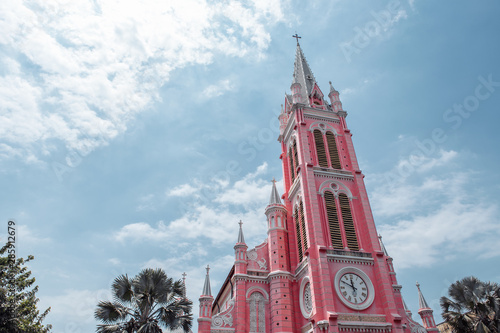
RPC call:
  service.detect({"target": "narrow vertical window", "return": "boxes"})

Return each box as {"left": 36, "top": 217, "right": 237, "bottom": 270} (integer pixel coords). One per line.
{"left": 313, "top": 129, "right": 328, "bottom": 167}
{"left": 299, "top": 201, "right": 308, "bottom": 250}
{"left": 339, "top": 193, "right": 359, "bottom": 250}
{"left": 292, "top": 139, "right": 299, "bottom": 171}
{"left": 294, "top": 206, "right": 303, "bottom": 262}
{"left": 326, "top": 132, "right": 341, "bottom": 169}
{"left": 324, "top": 191, "right": 343, "bottom": 248}
{"left": 289, "top": 146, "right": 295, "bottom": 183}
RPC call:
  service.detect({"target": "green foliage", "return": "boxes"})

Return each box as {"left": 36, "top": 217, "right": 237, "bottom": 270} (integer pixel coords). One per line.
{"left": 0, "top": 243, "right": 52, "bottom": 333}
{"left": 440, "top": 276, "right": 500, "bottom": 333}
{"left": 95, "top": 268, "right": 193, "bottom": 333}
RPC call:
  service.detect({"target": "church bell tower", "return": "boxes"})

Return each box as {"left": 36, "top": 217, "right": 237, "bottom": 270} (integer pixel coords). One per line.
{"left": 277, "top": 39, "right": 429, "bottom": 332}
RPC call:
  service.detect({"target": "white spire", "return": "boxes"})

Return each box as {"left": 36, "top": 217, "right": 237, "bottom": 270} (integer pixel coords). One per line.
{"left": 292, "top": 41, "right": 316, "bottom": 105}
{"left": 269, "top": 178, "right": 282, "bottom": 205}
{"left": 416, "top": 282, "right": 430, "bottom": 309}
{"left": 202, "top": 265, "right": 211, "bottom": 296}
{"left": 237, "top": 220, "right": 245, "bottom": 244}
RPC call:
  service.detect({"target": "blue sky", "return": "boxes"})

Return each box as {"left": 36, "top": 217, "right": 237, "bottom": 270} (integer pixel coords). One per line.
{"left": 1, "top": 0, "right": 500, "bottom": 332}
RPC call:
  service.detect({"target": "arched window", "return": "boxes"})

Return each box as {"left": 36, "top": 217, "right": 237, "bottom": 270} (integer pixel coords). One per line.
{"left": 326, "top": 132, "right": 341, "bottom": 169}
{"left": 339, "top": 193, "right": 359, "bottom": 250}
{"left": 299, "top": 201, "right": 308, "bottom": 251}
{"left": 292, "top": 139, "right": 299, "bottom": 172}
{"left": 249, "top": 292, "right": 266, "bottom": 332}
{"left": 288, "top": 146, "right": 295, "bottom": 183}
{"left": 324, "top": 191, "right": 343, "bottom": 248}
{"left": 313, "top": 130, "right": 328, "bottom": 168}
{"left": 294, "top": 206, "right": 303, "bottom": 262}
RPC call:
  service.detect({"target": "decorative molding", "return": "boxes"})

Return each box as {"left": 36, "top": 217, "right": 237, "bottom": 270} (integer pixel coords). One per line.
{"left": 337, "top": 322, "right": 392, "bottom": 333}
{"left": 313, "top": 167, "right": 354, "bottom": 181}
{"left": 288, "top": 178, "right": 301, "bottom": 201}
{"left": 247, "top": 249, "right": 258, "bottom": 261}
{"left": 212, "top": 299, "right": 234, "bottom": 329}
{"left": 256, "top": 258, "right": 267, "bottom": 270}
{"left": 294, "top": 258, "right": 309, "bottom": 279}
{"left": 327, "top": 253, "right": 374, "bottom": 266}
{"left": 245, "top": 286, "right": 270, "bottom": 301}
{"left": 338, "top": 314, "right": 386, "bottom": 323}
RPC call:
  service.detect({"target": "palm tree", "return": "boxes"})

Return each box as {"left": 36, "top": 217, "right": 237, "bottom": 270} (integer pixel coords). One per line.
{"left": 95, "top": 268, "right": 192, "bottom": 333}
{"left": 440, "top": 276, "right": 500, "bottom": 333}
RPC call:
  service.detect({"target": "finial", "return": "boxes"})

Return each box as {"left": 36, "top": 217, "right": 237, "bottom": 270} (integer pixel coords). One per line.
{"left": 329, "top": 81, "right": 336, "bottom": 93}
{"left": 182, "top": 272, "right": 187, "bottom": 281}
{"left": 280, "top": 104, "right": 284, "bottom": 114}
{"left": 206, "top": 265, "right": 210, "bottom": 274}
{"left": 292, "top": 33, "right": 301, "bottom": 45}
{"left": 238, "top": 220, "right": 243, "bottom": 228}
{"left": 271, "top": 177, "right": 276, "bottom": 184}
{"left": 416, "top": 281, "right": 420, "bottom": 289}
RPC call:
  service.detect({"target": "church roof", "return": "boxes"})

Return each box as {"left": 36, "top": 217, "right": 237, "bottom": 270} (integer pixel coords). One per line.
{"left": 292, "top": 41, "right": 317, "bottom": 105}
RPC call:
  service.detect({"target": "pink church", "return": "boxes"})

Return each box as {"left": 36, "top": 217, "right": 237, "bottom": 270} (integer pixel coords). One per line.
{"left": 197, "top": 41, "right": 438, "bottom": 333}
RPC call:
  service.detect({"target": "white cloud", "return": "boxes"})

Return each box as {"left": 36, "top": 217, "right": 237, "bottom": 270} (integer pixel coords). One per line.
{"left": 202, "top": 78, "right": 236, "bottom": 99}
{"left": 369, "top": 149, "right": 500, "bottom": 269}
{"left": 167, "top": 183, "right": 199, "bottom": 197}
{"left": 0, "top": 0, "right": 287, "bottom": 163}
{"left": 116, "top": 162, "right": 277, "bottom": 245}
{"left": 42, "top": 288, "right": 111, "bottom": 333}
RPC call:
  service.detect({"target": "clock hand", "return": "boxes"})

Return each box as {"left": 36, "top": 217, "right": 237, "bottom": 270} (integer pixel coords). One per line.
{"left": 341, "top": 280, "right": 355, "bottom": 289}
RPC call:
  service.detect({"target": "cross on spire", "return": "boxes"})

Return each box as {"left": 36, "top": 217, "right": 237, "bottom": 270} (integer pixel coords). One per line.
{"left": 238, "top": 220, "right": 243, "bottom": 228}
{"left": 292, "top": 33, "right": 301, "bottom": 45}
{"left": 271, "top": 177, "right": 276, "bottom": 185}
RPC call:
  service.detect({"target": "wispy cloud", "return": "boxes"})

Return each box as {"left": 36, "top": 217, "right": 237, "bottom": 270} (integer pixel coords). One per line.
{"left": 201, "top": 78, "right": 236, "bottom": 99}
{"left": 116, "top": 162, "right": 277, "bottom": 245}
{"left": 0, "top": 0, "right": 287, "bottom": 163}
{"left": 369, "top": 150, "right": 500, "bottom": 269}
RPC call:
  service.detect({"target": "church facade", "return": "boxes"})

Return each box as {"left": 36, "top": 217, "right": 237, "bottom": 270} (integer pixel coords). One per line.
{"left": 197, "top": 42, "right": 438, "bottom": 333}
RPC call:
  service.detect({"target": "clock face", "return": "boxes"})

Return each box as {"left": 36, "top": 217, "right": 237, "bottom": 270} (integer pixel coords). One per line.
{"left": 339, "top": 273, "right": 368, "bottom": 305}
{"left": 334, "top": 267, "right": 375, "bottom": 310}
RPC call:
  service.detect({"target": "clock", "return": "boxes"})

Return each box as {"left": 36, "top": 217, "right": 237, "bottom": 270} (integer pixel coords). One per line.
{"left": 334, "top": 267, "right": 375, "bottom": 310}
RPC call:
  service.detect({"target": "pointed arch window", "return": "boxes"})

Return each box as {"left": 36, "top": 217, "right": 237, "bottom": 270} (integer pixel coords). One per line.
{"left": 326, "top": 132, "right": 341, "bottom": 169}
{"left": 313, "top": 129, "right": 328, "bottom": 168}
{"left": 294, "top": 206, "right": 303, "bottom": 262}
{"left": 292, "top": 139, "right": 299, "bottom": 172}
{"left": 324, "top": 191, "right": 343, "bottom": 248}
{"left": 338, "top": 193, "right": 359, "bottom": 251}
{"left": 288, "top": 146, "right": 295, "bottom": 183}
{"left": 249, "top": 292, "right": 266, "bottom": 332}
{"left": 299, "top": 201, "right": 308, "bottom": 251}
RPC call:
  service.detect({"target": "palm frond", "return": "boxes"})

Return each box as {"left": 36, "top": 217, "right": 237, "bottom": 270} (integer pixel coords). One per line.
{"left": 112, "top": 274, "right": 134, "bottom": 304}
{"left": 95, "top": 301, "right": 130, "bottom": 323}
